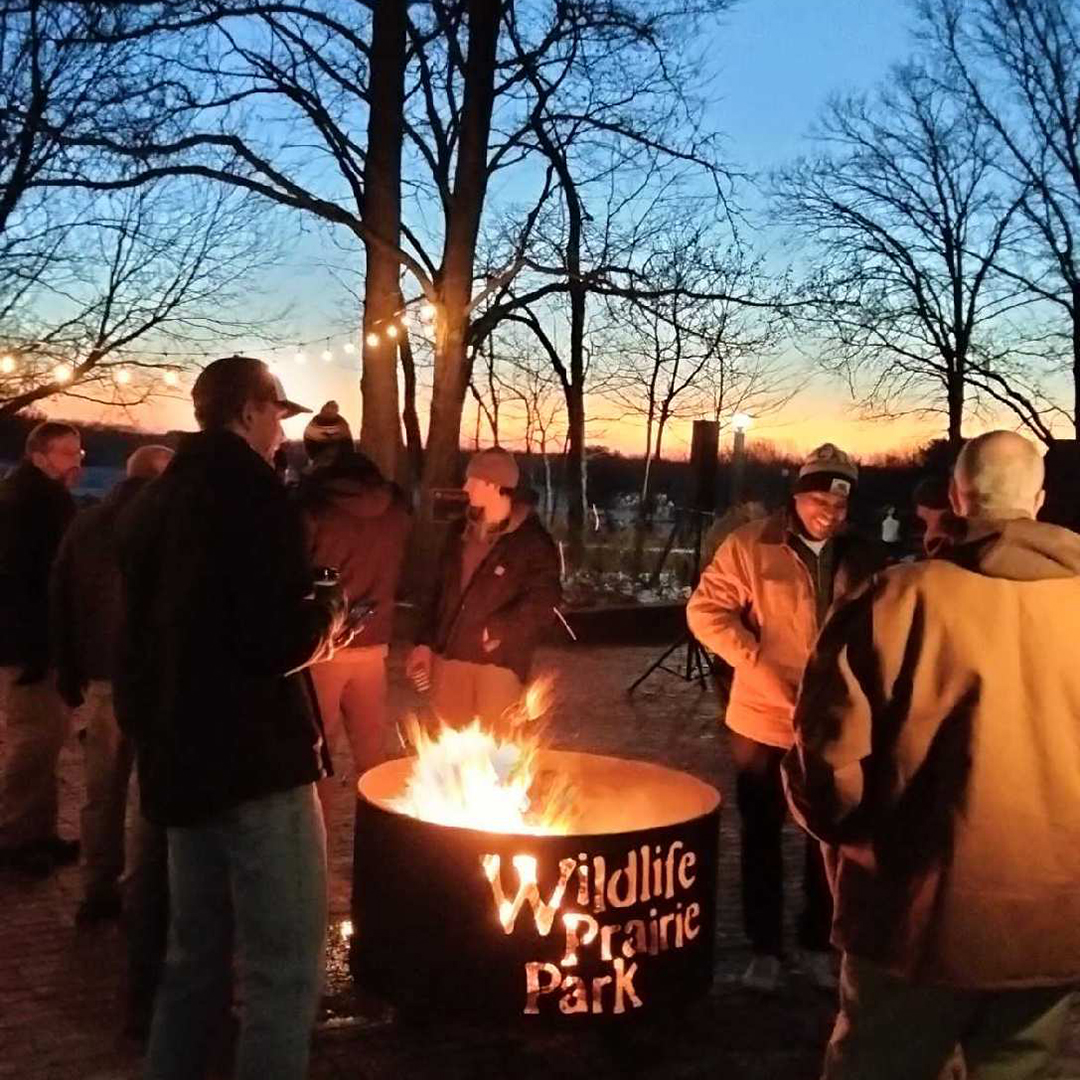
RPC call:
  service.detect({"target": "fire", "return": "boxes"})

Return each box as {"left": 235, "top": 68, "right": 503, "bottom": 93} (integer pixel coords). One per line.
{"left": 389, "top": 677, "right": 576, "bottom": 835}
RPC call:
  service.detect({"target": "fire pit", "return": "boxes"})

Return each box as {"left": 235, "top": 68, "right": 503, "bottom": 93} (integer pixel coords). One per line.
{"left": 350, "top": 743, "right": 721, "bottom": 1021}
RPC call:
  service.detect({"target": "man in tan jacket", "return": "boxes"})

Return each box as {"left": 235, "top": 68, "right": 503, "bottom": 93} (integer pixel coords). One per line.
{"left": 784, "top": 431, "right": 1080, "bottom": 1079}
{"left": 687, "top": 443, "right": 881, "bottom": 991}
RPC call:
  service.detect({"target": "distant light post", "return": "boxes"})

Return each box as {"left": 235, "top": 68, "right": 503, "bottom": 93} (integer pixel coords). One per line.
{"left": 730, "top": 413, "right": 753, "bottom": 505}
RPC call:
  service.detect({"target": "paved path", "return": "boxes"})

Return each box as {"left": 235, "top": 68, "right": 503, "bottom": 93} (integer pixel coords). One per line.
{"left": 1, "top": 644, "right": 1077, "bottom": 1078}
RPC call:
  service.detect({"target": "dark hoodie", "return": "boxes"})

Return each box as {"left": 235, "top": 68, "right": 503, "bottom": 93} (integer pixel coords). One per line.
{"left": 784, "top": 515, "right": 1080, "bottom": 988}
{"left": 295, "top": 453, "right": 411, "bottom": 647}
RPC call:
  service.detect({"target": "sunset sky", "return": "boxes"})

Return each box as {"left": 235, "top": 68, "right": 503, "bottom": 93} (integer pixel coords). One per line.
{"left": 39, "top": 2, "right": 1025, "bottom": 460}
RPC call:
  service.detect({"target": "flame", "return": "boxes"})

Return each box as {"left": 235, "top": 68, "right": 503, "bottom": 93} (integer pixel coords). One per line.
{"left": 388, "top": 677, "right": 576, "bottom": 835}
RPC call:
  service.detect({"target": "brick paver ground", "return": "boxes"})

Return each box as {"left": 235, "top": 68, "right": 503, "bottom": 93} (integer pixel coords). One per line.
{"left": 2, "top": 643, "right": 1078, "bottom": 1079}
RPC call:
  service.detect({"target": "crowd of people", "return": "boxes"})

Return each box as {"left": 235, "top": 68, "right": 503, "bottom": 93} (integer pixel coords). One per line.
{"left": 0, "top": 356, "right": 560, "bottom": 1079}
{"left": 0, "top": 351, "right": 1076, "bottom": 1080}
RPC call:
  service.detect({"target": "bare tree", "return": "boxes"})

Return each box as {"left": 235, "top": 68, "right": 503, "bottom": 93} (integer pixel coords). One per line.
{"left": 773, "top": 63, "right": 1026, "bottom": 447}
{"left": 921, "top": 0, "right": 1080, "bottom": 439}
{"left": 0, "top": 2, "right": 274, "bottom": 414}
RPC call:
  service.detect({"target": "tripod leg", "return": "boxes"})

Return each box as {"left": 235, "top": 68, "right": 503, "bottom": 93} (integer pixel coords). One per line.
{"left": 627, "top": 636, "right": 686, "bottom": 696}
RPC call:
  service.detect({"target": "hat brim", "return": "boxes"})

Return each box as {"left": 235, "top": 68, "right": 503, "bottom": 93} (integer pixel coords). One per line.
{"left": 277, "top": 398, "right": 311, "bottom": 419}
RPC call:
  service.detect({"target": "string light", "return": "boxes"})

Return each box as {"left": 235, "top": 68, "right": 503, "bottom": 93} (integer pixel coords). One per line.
{"left": 116, "top": 368, "right": 132, "bottom": 385}
{"left": 294, "top": 352, "right": 307, "bottom": 365}
{"left": 386, "top": 324, "right": 399, "bottom": 339}
{"left": 365, "top": 331, "right": 379, "bottom": 348}
{"left": 163, "top": 369, "right": 179, "bottom": 387}
{"left": 343, "top": 341, "right": 356, "bottom": 354}
{"left": 421, "top": 302, "right": 437, "bottom": 322}
{"left": 321, "top": 349, "right": 333, "bottom": 362}
{"left": 54, "top": 363, "right": 73, "bottom": 383}
{"left": 0, "top": 355, "right": 14, "bottom": 374}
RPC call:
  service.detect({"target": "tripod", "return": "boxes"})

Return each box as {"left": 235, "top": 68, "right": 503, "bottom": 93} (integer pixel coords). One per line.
{"left": 626, "top": 507, "right": 718, "bottom": 695}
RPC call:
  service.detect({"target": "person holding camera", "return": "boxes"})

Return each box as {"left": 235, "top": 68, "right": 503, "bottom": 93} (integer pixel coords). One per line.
{"left": 406, "top": 448, "right": 561, "bottom": 726}
{"left": 115, "top": 356, "right": 354, "bottom": 1080}
{"left": 295, "top": 401, "right": 411, "bottom": 803}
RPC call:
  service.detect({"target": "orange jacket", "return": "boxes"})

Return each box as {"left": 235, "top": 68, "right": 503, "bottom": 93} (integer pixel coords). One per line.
{"left": 687, "top": 511, "right": 880, "bottom": 748}
{"left": 783, "top": 518, "right": 1080, "bottom": 988}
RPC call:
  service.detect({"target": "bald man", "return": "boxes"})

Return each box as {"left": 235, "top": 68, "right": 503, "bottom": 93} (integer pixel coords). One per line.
{"left": 51, "top": 445, "right": 174, "bottom": 925}
{"left": 783, "top": 431, "right": 1080, "bottom": 1080}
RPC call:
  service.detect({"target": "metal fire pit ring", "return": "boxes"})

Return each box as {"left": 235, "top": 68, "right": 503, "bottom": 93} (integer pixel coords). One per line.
{"left": 351, "top": 749, "right": 721, "bottom": 1022}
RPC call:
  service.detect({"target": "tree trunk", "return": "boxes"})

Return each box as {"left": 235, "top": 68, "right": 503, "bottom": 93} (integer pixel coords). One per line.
{"left": 564, "top": 281, "right": 588, "bottom": 565}
{"left": 359, "top": 0, "right": 407, "bottom": 480}
{"left": 398, "top": 323, "right": 424, "bottom": 488}
{"left": 947, "top": 369, "right": 965, "bottom": 448}
{"left": 420, "top": 0, "right": 500, "bottom": 496}
{"left": 1073, "top": 288, "right": 1080, "bottom": 439}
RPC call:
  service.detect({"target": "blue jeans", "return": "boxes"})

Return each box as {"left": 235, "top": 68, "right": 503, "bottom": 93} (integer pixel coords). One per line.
{"left": 146, "top": 785, "right": 327, "bottom": 1080}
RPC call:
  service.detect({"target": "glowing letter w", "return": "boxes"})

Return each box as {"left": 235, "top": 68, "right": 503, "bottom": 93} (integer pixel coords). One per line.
{"left": 481, "top": 853, "right": 577, "bottom": 935}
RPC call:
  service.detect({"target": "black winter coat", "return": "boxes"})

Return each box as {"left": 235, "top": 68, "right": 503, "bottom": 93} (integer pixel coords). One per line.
{"left": 418, "top": 506, "right": 562, "bottom": 682}
{"left": 114, "top": 430, "right": 334, "bottom": 827}
{"left": 0, "top": 461, "right": 76, "bottom": 673}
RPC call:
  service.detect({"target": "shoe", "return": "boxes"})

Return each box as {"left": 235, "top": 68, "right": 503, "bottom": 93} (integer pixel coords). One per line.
{"left": 741, "top": 954, "right": 783, "bottom": 992}
{"left": 75, "top": 894, "right": 123, "bottom": 928}
{"left": 799, "top": 949, "right": 839, "bottom": 991}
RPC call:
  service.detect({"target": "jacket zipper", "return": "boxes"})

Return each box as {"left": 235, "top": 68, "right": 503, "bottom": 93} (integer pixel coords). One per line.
{"left": 442, "top": 531, "right": 510, "bottom": 650}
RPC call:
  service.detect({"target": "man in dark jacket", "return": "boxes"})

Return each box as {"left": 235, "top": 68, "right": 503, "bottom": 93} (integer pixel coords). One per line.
{"left": 51, "top": 444, "right": 174, "bottom": 925}
{"left": 784, "top": 432, "right": 1080, "bottom": 1079}
{"left": 296, "top": 402, "right": 411, "bottom": 806}
{"left": 115, "top": 356, "right": 350, "bottom": 1080}
{"left": 406, "top": 448, "right": 561, "bottom": 726}
{"left": 0, "top": 420, "right": 82, "bottom": 875}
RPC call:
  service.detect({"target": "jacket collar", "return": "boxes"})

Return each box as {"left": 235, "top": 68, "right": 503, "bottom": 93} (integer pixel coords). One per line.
{"left": 175, "top": 429, "right": 274, "bottom": 475}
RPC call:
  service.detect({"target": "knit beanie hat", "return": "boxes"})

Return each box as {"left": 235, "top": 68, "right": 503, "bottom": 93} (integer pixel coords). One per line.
{"left": 303, "top": 401, "right": 352, "bottom": 450}
{"left": 794, "top": 443, "right": 858, "bottom": 496}
{"left": 466, "top": 447, "right": 519, "bottom": 491}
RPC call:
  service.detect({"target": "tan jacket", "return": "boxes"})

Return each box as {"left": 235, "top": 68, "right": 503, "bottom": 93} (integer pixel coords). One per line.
{"left": 783, "top": 518, "right": 1080, "bottom": 988}
{"left": 687, "top": 511, "right": 880, "bottom": 748}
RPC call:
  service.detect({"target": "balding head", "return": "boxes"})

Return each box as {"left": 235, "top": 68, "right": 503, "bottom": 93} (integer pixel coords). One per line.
{"left": 951, "top": 431, "right": 1046, "bottom": 520}
{"left": 126, "top": 444, "right": 174, "bottom": 480}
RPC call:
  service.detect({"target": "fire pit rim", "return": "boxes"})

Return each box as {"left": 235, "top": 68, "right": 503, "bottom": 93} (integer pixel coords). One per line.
{"left": 356, "top": 746, "right": 721, "bottom": 840}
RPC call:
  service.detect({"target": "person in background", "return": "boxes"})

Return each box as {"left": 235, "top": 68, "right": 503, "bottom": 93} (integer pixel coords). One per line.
{"left": 880, "top": 505, "right": 901, "bottom": 546}
{"left": 51, "top": 445, "right": 174, "bottom": 927}
{"left": 784, "top": 432, "right": 1079, "bottom": 1079}
{"left": 0, "top": 421, "right": 82, "bottom": 876}
{"left": 296, "top": 401, "right": 411, "bottom": 807}
{"left": 912, "top": 475, "right": 962, "bottom": 558}
{"left": 686, "top": 443, "right": 882, "bottom": 993}
{"left": 406, "top": 448, "right": 561, "bottom": 727}
{"left": 115, "top": 356, "right": 353, "bottom": 1080}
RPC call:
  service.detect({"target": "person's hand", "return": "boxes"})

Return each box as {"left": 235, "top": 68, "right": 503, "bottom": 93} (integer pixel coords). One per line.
{"left": 406, "top": 645, "right": 433, "bottom": 692}
{"left": 481, "top": 627, "right": 501, "bottom": 654}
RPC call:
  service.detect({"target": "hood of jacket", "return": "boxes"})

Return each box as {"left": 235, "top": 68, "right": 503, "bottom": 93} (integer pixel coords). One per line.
{"left": 298, "top": 453, "right": 394, "bottom": 521}
{"left": 949, "top": 517, "right": 1080, "bottom": 582}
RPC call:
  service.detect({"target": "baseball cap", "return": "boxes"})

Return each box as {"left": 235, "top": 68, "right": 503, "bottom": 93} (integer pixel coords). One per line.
{"left": 466, "top": 447, "right": 519, "bottom": 490}
{"left": 193, "top": 355, "right": 310, "bottom": 425}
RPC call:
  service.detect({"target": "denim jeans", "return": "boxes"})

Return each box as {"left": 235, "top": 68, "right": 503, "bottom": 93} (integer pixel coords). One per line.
{"left": 146, "top": 784, "right": 327, "bottom": 1080}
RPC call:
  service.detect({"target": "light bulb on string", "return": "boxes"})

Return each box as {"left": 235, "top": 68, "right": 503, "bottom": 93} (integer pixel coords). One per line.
{"left": 294, "top": 352, "right": 307, "bottom": 365}
{"left": 421, "top": 302, "right": 437, "bottom": 323}
{"left": 343, "top": 341, "right": 356, "bottom": 355}
{"left": 54, "top": 362, "right": 73, "bottom": 384}
{"left": 365, "top": 332, "right": 380, "bottom": 348}
{"left": 322, "top": 349, "right": 333, "bottom": 362}
{"left": 163, "top": 369, "right": 179, "bottom": 387}
{"left": 386, "top": 324, "right": 399, "bottom": 339}
{"left": 0, "top": 355, "right": 14, "bottom": 374}
{"left": 116, "top": 368, "right": 132, "bottom": 386}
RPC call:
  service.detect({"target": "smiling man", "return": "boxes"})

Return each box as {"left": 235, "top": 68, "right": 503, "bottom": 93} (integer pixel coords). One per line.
{"left": 687, "top": 443, "right": 882, "bottom": 992}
